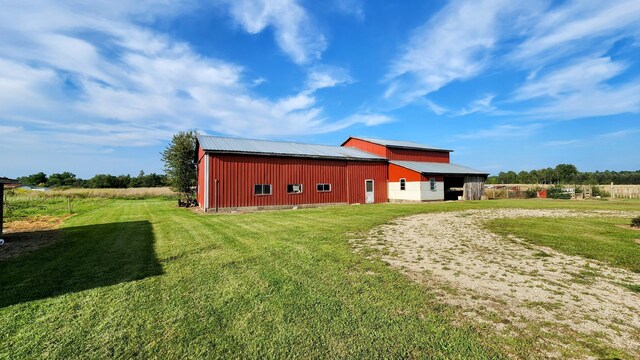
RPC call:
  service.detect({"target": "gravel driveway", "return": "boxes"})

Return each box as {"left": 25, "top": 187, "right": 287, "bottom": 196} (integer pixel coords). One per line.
{"left": 352, "top": 209, "right": 640, "bottom": 358}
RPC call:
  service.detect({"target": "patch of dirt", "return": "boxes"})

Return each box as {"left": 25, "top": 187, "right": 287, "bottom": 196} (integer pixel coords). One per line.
{"left": 616, "top": 224, "right": 640, "bottom": 231}
{"left": 0, "top": 215, "right": 69, "bottom": 260}
{"left": 352, "top": 209, "right": 640, "bottom": 359}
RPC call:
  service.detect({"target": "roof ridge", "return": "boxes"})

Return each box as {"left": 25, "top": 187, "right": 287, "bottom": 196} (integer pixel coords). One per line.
{"left": 198, "top": 134, "right": 343, "bottom": 149}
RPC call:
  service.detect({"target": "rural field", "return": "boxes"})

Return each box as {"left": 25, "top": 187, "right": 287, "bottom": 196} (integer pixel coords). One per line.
{"left": 1, "top": 191, "right": 639, "bottom": 359}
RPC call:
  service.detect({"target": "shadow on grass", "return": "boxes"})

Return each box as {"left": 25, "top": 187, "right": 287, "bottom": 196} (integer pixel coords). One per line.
{"left": 0, "top": 221, "right": 162, "bottom": 308}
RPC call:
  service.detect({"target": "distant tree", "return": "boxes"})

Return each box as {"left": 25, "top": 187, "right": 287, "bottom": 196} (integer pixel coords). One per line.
{"left": 555, "top": 164, "right": 578, "bottom": 183}
{"left": 48, "top": 172, "right": 78, "bottom": 187}
{"left": 161, "top": 131, "right": 198, "bottom": 200}
{"left": 17, "top": 172, "right": 48, "bottom": 186}
{"left": 85, "top": 174, "right": 128, "bottom": 188}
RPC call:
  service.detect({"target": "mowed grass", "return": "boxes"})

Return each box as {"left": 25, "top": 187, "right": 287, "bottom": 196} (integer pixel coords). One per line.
{"left": 1, "top": 199, "right": 499, "bottom": 359}
{"left": 488, "top": 216, "right": 640, "bottom": 273}
{"left": 1, "top": 198, "right": 639, "bottom": 358}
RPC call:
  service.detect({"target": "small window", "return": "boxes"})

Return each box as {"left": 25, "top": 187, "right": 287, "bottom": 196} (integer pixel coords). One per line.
{"left": 400, "top": 178, "right": 406, "bottom": 191}
{"left": 430, "top": 178, "right": 436, "bottom": 191}
{"left": 254, "top": 184, "right": 272, "bottom": 195}
{"left": 316, "top": 183, "right": 331, "bottom": 192}
{"left": 287, "top": 184, "right": 303, "bottom": 194}
{"left": 366, "top": 180, "right": 374, "bottom": 192}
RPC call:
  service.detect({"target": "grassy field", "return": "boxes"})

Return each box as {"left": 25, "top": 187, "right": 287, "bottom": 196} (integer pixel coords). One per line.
{"left": 1, "top": 197, "right": 639, "bottom": 358}
{"left": 488, "top": 216, "right": 640, "bottom": 273}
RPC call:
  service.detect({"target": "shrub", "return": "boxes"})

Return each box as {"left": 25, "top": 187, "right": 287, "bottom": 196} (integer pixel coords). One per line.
{"left": 632, "top": 216, "right": 640, "bottom": 228}
{"left": 523, "top": 186, "right": 541, "bottom": 199}
{"left": 591, "top": 185, "right": 610, "bottom": 198}
{"left": 547, "top": 185, "right": 571, "bottom": 199}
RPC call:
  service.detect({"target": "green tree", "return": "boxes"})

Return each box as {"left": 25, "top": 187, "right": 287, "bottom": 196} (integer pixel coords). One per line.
{"left": 161, "top": 131, "right": 198, "bottom": 201}
{"left": 17, "top": 172, "right": 48, "bottom": 186}
{"left": 48, "top": 172, "right": 78, "bottom": 187}
{"left": 555, "top": 164, "right": 578, "bottom": 184}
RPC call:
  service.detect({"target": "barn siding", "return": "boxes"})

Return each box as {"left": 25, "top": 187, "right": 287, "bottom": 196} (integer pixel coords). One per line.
{"left": 205, "top": 154, "right": 387, "bottom": 209}
{"left": 387, "top": 148, "right": 450, "bottom": 163}
{"left": 343, "top": 137, "right": 450, "bottom": 163}
{"left": 346, "top": 161, "right": 388, "bottom": 204}
{"left": 342, "top": 138, "right": 388, "bottom": 158}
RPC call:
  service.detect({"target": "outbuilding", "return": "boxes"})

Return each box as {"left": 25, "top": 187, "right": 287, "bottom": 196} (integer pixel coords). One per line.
{"left": 196, "top": 136, "right": 388, "bottom": 211}
{"left": 342, "top": 137, "right": 488, "bottom": 201}
{"left": 195, "top": 135, "right": 487, "bottom": 212}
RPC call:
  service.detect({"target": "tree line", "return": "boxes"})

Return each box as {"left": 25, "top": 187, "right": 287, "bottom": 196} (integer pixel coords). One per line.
{"left": 487, "top": 164, "right": 640, "bottom": 185}
{"left": 17, "top": 171, "right": 168, "bottom": 188}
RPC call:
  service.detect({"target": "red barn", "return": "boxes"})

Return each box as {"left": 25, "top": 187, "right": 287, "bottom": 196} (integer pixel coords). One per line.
{"left": 196, "top": 135, "right": 487, "bottom": 211}
{"left": 343, "top": 137, "right": 488, "bottom": 201}
{"left": 196, "top": 136, "right": 388, "bottom": 211}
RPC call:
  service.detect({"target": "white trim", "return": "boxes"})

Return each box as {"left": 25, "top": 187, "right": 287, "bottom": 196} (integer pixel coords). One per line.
{"left": 204, "top": 155, "right": 210, "bottom": 211}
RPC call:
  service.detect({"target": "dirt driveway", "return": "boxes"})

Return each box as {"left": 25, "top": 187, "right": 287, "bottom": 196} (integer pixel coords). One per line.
{"left": 352, "top": 209, "right": 640, "bottom": 358}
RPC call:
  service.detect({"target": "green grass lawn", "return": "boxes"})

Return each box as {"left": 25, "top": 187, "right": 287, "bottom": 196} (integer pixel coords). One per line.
{"left": 487, "top": 216, "right": 640, "bottom": 273}
{"left": 1, "top": 198, "right": 639, "bottom": 358}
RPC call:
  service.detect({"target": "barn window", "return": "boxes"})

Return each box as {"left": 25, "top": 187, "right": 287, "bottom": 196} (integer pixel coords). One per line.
{"left": 254, "top": 184, "right": 272, "bottom": 195}
{"left": 316, "top": 183, "right": 331, "bottom": 192}
{"left": 430, "top": 178, "right": 436, "bottom": 191}
{"left": 287, "top": 184, "right": 303, "bottom": 194}
{"left": 400, "top": 178, "right": 406, "bottom": 191}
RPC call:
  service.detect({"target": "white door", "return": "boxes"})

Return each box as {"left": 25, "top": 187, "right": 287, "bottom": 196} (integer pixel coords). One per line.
{"left": 365, "top": 179, "right": 374, "bottom": 203}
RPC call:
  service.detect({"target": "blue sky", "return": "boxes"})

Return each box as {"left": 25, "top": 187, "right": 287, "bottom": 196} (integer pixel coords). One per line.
{"left": 1, "top": 0, "right": 639, "bottom": 178}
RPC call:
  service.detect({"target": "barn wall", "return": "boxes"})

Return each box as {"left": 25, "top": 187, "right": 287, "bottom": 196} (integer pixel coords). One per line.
{"left": 341, "top": 138, "right": 388, "bottom": 158}
{"left": 419, "top": 180, "right": 444, "bottom": 201}
{"left": 389, "top": 163, "right": 422, "bottom": 182}
{"left": 205, "top": 154, "right": 387, "bottom": 209}
{"left": 346, "top": 161, "right": 388, "bottom": 204}
{"left": 387, "top": 148, "right": 450, "bottom": 163}
{"left": 388, "top": 181, "right": 422, "bottom": 201}
{"left": 343, "top": 137, "right": 450, "bottom": 163}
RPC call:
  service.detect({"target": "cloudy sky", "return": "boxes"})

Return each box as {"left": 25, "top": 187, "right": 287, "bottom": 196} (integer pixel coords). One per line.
{"left": 1, "top": 0, "right": 639, "bottom": 178}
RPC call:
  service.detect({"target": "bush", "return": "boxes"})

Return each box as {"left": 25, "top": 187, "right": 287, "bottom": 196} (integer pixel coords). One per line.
{"left": 547, "top": 185, "right": 571, "bottom": 199}
{"left": 523, "top": 186, "right": 541, "bottom": 199}
{"left": 632, "top": 216, "right": 640, "bottom": 228}
{"left": 591, "top": 185, "right": 610, "bottom": 198}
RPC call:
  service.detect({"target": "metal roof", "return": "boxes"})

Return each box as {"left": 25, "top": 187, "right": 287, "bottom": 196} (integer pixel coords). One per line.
{"left": 347, "top": 136, "right": 452, "bottom": 152}
{"left": 198, "top": 135, "right": 386, "bottom": 161}
{"left": 391, "top": 161, "right": 488, "bottom": 176}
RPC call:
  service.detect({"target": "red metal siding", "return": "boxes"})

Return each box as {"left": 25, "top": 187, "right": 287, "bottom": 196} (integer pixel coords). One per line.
{"left": 389, "top": 163, "right": 422, "bottom": 182}
{"left": 342, "top": 138, "right": 388, "bottom": 158}
{"left": 387, "top": 148, "right": 450, "bottom": 163}
{"left": 346, "top": 162, "right": 388, "bottom": 204}
{"left": 204, "top": 154, "right": 388, "bottom": 209}
{"left": 389, "top": 163, "right": 444, "bottom": 182}
{"left": 342, "top": 137, "right": 450, "bottom": 163}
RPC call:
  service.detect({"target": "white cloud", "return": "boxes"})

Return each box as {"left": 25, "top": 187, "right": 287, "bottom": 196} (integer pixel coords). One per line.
{"left": 457, "top": 123, "right": 543, "bottom": 139}
{"left": 385, "top": 0, "right": 538, "bottom": 104}
{"left": 513, "top": 0, "right": 640, "bottom": 62}
{"left": 454, "top": 94, "right": 496, "bottom": 116}
{"left": 514, "top": 56, "right": 640, "bottom": 119}
{"left": 220, "top": 0, "right": 326, "bottom": 64}
{"left": 544, "top": 128, "right": 640, "bottom": 147}
{"left": 0, "top": 0, "right": 381, "bottom": 157}
{"left": 332, "top": 0, "right": 364, "bottom": 20}
{"left": 305, "top": 65, "right": 352, "bottom": 92}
